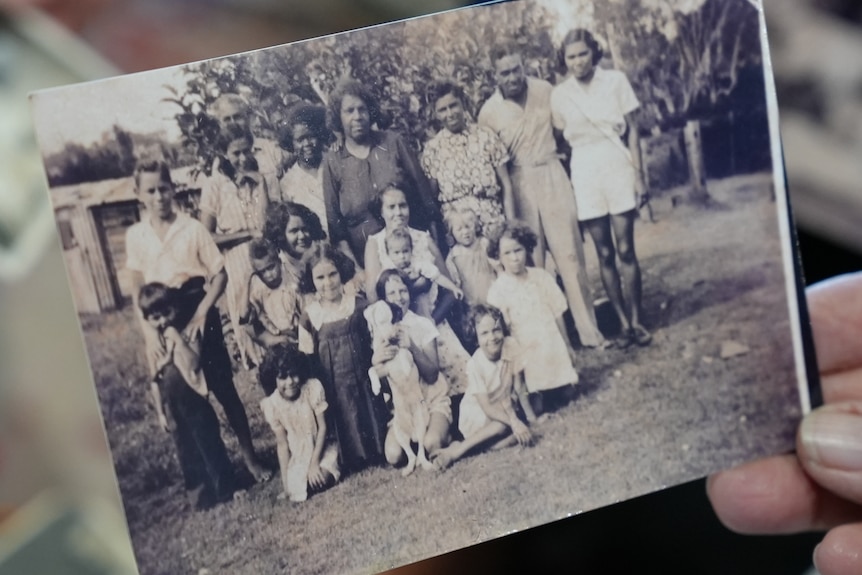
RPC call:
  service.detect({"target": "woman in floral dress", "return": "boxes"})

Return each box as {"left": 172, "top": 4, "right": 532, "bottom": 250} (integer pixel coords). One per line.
{"left": 421, "top": 80, "right": 515, "bottom": 237}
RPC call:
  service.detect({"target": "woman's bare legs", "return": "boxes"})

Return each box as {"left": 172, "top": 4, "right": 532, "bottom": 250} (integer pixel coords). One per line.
{"left": 611, "top": 210, "right": 650, "bottom": 344}
{"left": 582, "top": 215, "right": 631, "bottom": 336}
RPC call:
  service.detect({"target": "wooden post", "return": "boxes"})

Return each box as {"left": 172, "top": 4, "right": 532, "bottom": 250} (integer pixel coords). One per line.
{"left": 683, "top": 119, "right": 710, "bottom": 203}
{"left": 605, "top": 23, "right": 624, "bottom": 68}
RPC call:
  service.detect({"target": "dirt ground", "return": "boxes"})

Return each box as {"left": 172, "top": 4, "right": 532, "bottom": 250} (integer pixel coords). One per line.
{"left": 79, "top": 173, "right": 807, "bottom": 575}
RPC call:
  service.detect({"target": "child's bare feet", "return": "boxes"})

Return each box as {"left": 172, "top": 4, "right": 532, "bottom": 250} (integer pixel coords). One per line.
{"left": 246, "top": 460, "right": 272, "bottom": 483}
{"left": 432, "top": 443, "right": 459, "bottom": 471}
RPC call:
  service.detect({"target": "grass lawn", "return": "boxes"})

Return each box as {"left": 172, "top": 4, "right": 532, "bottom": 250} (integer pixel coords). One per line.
{"left": 80, "top": 174, "right": 805, "bottom": 574}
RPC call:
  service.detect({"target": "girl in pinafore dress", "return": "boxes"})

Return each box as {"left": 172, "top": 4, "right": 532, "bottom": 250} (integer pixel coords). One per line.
{"left": 486, "top": 221, "right": 579, "bottom": 411}
{"left": 298, "top": 243, "right": 387, "bottom": 472}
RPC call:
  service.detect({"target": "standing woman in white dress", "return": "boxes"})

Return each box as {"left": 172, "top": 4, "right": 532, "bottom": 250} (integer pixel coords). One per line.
{"left": 550, "top": 29, "right": 651, "bottom": 348}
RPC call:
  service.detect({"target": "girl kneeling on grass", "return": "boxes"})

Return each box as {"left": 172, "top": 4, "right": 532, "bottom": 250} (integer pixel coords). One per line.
{"left": 139, "top": 283, "right": 236, "bottom": 509}
{"left": 434, "top": 304, "right": 535, "bottom": 470}
{"left": 259, "top": 345, "right": 340, "bottom": 502}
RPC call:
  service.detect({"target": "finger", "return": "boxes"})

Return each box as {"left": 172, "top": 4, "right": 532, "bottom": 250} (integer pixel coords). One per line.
{"left": 707, "top": 455, "right": 862, "bottom": 534}
{"left": 822, "top": 367, "right": 862, "bottom": 404}
{"left": 799, "top": 402, "right": 862, "bottom": 505}
{"left": 809, "top": 273, "right": 862, "bottom": 377}
{"left": 814, "top": 523, "right": 862, "bottom": 575}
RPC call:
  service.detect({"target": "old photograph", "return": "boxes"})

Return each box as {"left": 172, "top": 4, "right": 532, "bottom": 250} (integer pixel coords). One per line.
{"left": 31, "top": 0, "right": 815, "bottom": 573}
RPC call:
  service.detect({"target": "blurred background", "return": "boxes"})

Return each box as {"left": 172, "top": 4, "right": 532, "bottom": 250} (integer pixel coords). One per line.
{"left": 1, "top": 0, "right": 861, "bottom": 573}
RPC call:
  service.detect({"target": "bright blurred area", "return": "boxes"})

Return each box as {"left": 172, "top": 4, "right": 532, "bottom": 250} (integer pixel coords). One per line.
{"left": 0, "top": 0, "right": 861, "bottom": 573}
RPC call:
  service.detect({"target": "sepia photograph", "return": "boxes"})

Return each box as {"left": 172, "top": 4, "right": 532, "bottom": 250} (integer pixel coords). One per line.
{"left": 31, "top": 0, "right": 816, "bottom": 573}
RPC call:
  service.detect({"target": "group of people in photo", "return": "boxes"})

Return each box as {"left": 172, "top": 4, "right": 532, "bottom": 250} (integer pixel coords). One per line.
{"left": 124, "top": 30, "right": 653, "bottom": 508}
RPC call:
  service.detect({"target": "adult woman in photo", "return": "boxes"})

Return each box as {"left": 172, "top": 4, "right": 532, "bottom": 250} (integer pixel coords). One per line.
{"left": 277, "top": 104, "right": 331, "bottom": 234}
{"left": 364, "top": 184, "right": 471, "bottom": 398}
{"left": 421, "top": 80, "right": 515, "bottom": 235}
{"left": 321, "top": 79, "right": 441, "bottom": 267}
{"left": 199, "top": 126, "right": 270, "bottom": 366}
{"left": 550, "top": 29, "right": 651, "bottom": 347}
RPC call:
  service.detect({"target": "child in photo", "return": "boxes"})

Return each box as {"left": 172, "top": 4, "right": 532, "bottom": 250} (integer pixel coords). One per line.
{"left": 139, "top": 283, "right": 236, "bottom": 509}
{"left": 364, "top": 300, "right": 433, "bottom": 476}
{"left": 259, "top": 345, "right": 340, "bottom": 502}
{"left": 444, "top": 207, "right": 499, "bottom": 306}
{"left": 486, "top": 221, "right": 579, "bottom": 413}
{"left": 384, "top": 226, "right": 463, "bottom": 317}
{"left": 298, "top": 243, "right": 387, "bottom": 472}
{"left": 364, "top": 184, "right": 471, "bottom": 398}
{"left": 126, "top": 160, "right": 268, "bottom": 483}
{"left": 246, "top": 238, "right": 303, "bottom": 350}
{"left": 434, "top": 304, "right": 536, "bottom": 470}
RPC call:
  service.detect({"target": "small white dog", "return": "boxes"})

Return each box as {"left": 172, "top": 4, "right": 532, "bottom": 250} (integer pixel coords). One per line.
{"left": 364, "top": 301, "right": 432, "bottom": 476}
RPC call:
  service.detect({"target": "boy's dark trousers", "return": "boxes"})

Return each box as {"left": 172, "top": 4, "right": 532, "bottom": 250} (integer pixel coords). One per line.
{"left": 158, "top": 363, "right": 235, "bottom": 505}
{"left": 173, "top": 277, "right": 253, "bottom": 450}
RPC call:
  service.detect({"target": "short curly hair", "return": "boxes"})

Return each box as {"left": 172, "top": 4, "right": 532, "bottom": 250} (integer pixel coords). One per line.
{"left": 326, "top": 79, "right": 383, "bottom": 135}
{"left": 489, "top": 41, "right": 522, "bottom": 66}
{"left": 486, "top": 220, "right": 538, "bottom": 260}
{"left": 428, "top": 79, "right": 468, "bottom": 110}
{"left": 464, "top": 303, "right": 509, "bottom": 345}
{"left": 278, "top": 103, "right": 329, "bottom": 153}
{"left": 384, "top": 226, "right": 413, "bottom": 254}
{"left": 444, "top": 207, "right": 481, "bottom": 236}
{"left": 248, "top": 238, "right": 278, "bottom": 270}
{"left": 263, "top": 201, "right": 327, "bottom": 255}
{"left": 298, "top": 242, "right": 356, "bottom": 294}
{"left": 258, "top": 344, "right": 314, "bottom": 396}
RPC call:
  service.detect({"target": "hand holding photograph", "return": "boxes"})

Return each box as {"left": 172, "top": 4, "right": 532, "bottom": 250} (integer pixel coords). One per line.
{"left": 30, "top": 0, "right": 817, "bottom": 573}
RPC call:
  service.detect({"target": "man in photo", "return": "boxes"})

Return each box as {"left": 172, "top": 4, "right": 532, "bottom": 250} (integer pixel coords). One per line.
{"left": 478, "top": 44, "right": 605, "bottom": 348}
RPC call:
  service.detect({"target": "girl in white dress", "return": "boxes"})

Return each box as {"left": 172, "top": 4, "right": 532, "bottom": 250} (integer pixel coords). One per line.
{"left": 259, "top": 345, "right": 340, "bottom": 502}
{"left": 486, "top": 221, "right": 579, "bottom": 406}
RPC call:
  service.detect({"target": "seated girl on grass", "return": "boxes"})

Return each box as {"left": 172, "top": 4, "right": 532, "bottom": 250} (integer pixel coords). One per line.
{"left": 139, "top": 283, "right": 237, "bottom": 509}
{"left": 259, "top": 344, "right": 340, "bottom": 502}
{"left": 433, "top": 304, "right": 535, "bottom": 470}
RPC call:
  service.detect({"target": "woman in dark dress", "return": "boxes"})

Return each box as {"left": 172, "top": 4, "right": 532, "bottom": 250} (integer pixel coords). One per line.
{"left": 321, "top": 79, "right": 442, "bottom": 267}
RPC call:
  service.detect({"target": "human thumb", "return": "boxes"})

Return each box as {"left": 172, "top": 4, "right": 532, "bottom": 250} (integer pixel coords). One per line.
{"left": 799, "top": 402, "right": 862, "bottom": 504}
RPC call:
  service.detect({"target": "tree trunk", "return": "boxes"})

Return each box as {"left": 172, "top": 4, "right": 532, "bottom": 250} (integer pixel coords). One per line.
{"left": 683, "top": 119, "right": 711, "bottom": 204}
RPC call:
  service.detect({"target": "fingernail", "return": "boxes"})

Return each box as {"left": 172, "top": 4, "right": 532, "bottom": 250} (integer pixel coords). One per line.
{"left": 801, "top": 410, "right": 862, "bottom": 470}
